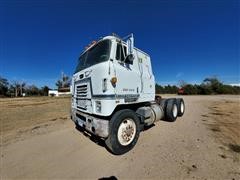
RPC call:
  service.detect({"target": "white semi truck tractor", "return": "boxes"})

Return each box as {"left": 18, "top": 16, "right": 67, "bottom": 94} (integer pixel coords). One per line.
{"left": 71, "top": 34, "right": 185, "bottom": 155}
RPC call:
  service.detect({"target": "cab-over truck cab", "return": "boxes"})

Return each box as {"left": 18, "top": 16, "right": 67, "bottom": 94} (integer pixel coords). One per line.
{"left": 71, "top": 34, "right": 185, "bottom": 154}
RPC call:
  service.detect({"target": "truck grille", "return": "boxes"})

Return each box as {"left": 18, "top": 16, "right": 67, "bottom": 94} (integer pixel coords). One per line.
{"left": 76, "top": 84, "right": 88, "bottom": 99}
{"left": 75, "top": 81, "right": 92, "bottom": 113}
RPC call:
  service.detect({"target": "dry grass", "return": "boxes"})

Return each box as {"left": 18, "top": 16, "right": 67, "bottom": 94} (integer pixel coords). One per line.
{"left": 0, "top": 96, "right": 71, "bottom": 145}
{"left": 207, "top": 99, "right": 240, "bottom": 155}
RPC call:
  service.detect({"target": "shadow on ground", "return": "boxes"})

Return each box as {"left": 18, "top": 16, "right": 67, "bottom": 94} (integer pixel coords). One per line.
{"left": 75, "top": 125, "right": 106, "bottom": 147}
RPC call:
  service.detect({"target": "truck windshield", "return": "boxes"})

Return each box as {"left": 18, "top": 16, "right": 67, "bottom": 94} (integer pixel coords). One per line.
{"left": 75, "top": 40, "right": 111, "bottom": 73}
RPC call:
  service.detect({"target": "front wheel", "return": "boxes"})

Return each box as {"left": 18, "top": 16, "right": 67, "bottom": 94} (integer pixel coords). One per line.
{"left": 105, "top": 109, "right": 140, "bottom": 155}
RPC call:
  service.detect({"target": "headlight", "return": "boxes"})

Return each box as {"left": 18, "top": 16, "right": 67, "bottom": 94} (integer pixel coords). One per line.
{"left": 95, "top": 101, "right": 101, "bottom": 113}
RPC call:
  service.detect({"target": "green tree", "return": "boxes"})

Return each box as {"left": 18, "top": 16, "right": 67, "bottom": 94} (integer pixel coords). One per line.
{"left": 203, "top": 77, "right": 222, "bottom": 94}
{"left": 183, "top": 84, "right": 198, "bottom": 95}
{"left": 155, "top": 83, "right": 164, "bottom": 94}
{"left": 155, "top": 84, "right": 178, "bottom": 94}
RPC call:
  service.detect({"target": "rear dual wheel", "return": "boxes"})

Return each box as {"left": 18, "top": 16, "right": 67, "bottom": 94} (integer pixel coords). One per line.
{"left": 163, "top": 98, "right": 185, "bottom": 122}
{"left": 165, "top": 99, "right": 178, "bottom": 122}
{"left": 176, "top": 98, "right": 185, "bottom": 117}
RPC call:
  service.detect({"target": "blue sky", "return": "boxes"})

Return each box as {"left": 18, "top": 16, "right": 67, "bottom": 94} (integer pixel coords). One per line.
{"left": 0, "top": 0, "right": 239, "bottom": 88}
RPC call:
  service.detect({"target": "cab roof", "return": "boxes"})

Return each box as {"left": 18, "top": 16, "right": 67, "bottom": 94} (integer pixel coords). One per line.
{"left": 80, "top": 35, "right": 150, "bottom": 57}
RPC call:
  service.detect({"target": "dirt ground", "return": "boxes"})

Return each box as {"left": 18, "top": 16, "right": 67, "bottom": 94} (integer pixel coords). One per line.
{"left": 0, "top": 96, "right": 71, "bottom": 146}
{"left": 0, "top": 95, "right": 240, "bottom": 179}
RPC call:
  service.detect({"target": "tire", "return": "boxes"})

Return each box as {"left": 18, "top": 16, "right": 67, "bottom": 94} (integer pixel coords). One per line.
{"left": 160, "top": 99, "right": 168, "bottom": 112}
{"left": 155, "top": 95, "right": 162, "bottom": 104}
{"left": 176, "top": 98, "right": 185, "bottom": 117}
{"left": 105, "top": 109, "right": 140, "bottom": 155}
{"left": 165, "top": 98, "right": 178, "bottom": 122}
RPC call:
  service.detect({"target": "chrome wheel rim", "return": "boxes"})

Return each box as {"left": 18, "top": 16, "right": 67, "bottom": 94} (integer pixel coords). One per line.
{"left": 180, "top": 102, "right": 184, "bottom": 113}
{"left": 173, "top": 104, "right": 178, "bottom": 117}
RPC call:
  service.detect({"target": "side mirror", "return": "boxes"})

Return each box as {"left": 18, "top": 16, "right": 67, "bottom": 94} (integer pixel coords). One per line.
{"left": 127, "top": 33, "right": 134, "bottom": 55}
{"left": 125, "top": 54, "right": 134, "bottom": 64}
{"left": 125, "top": 33, "right": 134, "bottom": 64}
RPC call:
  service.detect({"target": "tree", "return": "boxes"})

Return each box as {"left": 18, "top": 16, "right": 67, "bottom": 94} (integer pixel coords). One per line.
{"left": 155, "top": 83, "right": 164, "bottom": 94}
{"left": 178, "top": 80, "right": 187, "bottom": 88}
{"left": 55, "top": 80, "right": 63, "bottom": 89}
{"left": 0, "top": 76, "right": 9, "bottom": 96}
{"left": 25, "top": 85, "right": 40, "bottom": 96}
{"left": 56, "top": 73, "right": 70, "bottom": 89}
{"left": 41, "top": 86, "right": 50, "bottom": 96}
{"left": 8, "top": 85, "right": 15, "bottom": 97}
{"left": 11, "top": 81, "right": 26, "bottom": 97}
{"left": 183, "top": 84, "right": 198, "bottom": 95}
{"left": 155, "top": 84, "right": 178, "bottom": 94}
{"left": 62, "top": 76, "right": 70, "bottom": 87}
{"left": 203, "top": 77, "right": 222, "bottom": 94}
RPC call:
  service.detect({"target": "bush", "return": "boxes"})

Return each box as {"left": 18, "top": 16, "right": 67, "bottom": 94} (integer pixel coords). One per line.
{"left": 156, "top": 77, "right": 240, "bottom": 95}
{"left": 155, "top": 84, "right": 178, "bottom": 94}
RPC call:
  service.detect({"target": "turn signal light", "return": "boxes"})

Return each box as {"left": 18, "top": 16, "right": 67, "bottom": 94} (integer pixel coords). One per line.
{"left": 111, "top": 77, "right": 117, "bottom": 84}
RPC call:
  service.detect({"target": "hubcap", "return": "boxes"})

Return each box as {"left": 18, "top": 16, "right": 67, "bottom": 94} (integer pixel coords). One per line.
{"left": 173, "top": 104, "right": 178, "bottom": 117}
{"left": 117, "top": 118, "right": 136, "bottom": 146}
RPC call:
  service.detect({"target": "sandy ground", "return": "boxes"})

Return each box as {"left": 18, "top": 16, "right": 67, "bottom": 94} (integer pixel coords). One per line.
{"left": 0, "top": 95, "right": 240, "bottom": 179}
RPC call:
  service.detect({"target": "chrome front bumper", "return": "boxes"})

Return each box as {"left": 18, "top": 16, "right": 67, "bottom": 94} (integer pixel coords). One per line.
{"left": 71, "top": 108, "right": 109, "bottom": 138}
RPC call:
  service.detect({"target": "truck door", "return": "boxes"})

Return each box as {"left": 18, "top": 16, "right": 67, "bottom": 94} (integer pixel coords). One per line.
{"left": 114, "top": 43, "right": 141, "bottom": 102}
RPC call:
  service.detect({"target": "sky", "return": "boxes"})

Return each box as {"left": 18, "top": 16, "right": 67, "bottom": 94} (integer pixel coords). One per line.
{"left": 0, "top": 0, "right": 239, "bottom": 88}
